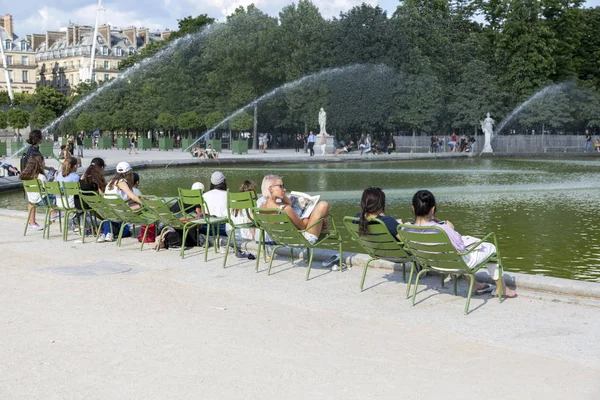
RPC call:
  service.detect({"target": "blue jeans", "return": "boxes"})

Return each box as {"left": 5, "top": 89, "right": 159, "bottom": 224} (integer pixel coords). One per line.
{"left": 584, "top": 141, "right": 591, "bottom": 152}
{"left": 36, "top": 194, "right": 55, "bottom": 206}
{"left": 101, "top": 221, "right": 131, "bottom": 237}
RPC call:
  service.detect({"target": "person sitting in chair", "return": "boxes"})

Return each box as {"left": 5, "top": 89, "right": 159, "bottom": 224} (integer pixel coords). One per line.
{"left": 205, "top": 144, "right": 219, "bottom": 159}
{"left": 259, "top": 174, "right": 331, "bottom": 244}
{"left": 356, "top": 187, "right": 403, "bottom": 240}
{"left": 407, "top": 190, "right": 517, "bottom": 298}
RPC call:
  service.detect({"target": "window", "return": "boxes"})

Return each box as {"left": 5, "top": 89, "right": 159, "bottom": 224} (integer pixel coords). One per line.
{"left": 8, "top": 70, "right": 13, "bottom": 82}
{"left": 78, "top": 60, "right": 81, "bottom": 68}
{"left": 4, "top": 39, "right": 9, "bottom": 50}
{"left": 91, "top": 73, "right": 96, "bottom": 82}
{"left": 103, "top": 46, "right": 108, "bottom": 55}
{"left": 22, "top": 71, "right": 28, "bottom": 83}
{"left": 104, "top": 74, "right": 109, "bottom": 81}
{"left": 22, "top": 56, "right": 28, "bottom": 65}
{"left": 116, "top": 47, "right": 122, "bottom": 56}
{"left": 104, "top": 60, "right": 109, "bottom": 69}
{"left": 20, "top": 42, "right": 26, "bottom": 51}
{"left": 6, "top": 55, "right": 12, "bottom": 65}
{"left": 71, "top": 61, "right": 74, "bottom": 69}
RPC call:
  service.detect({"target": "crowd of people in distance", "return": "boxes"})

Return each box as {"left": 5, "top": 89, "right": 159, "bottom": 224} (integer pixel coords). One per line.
{"left": 447, "top": 133, "right": 477, "bottom": 153}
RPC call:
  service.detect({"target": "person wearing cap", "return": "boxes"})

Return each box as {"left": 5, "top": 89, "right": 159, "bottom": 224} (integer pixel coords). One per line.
{"left": 202, "top": 171, "right": 229, "bottom": 236}
{"left": 98, "top": 161, "right": 142, "bottom": 242}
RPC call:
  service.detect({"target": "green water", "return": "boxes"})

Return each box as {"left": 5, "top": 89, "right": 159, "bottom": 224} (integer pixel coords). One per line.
{"left": 2, "top": 158, "right": 600, "bottom": 282}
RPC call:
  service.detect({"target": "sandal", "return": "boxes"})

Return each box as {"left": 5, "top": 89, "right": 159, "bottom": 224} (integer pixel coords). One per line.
{"left": 475, "top": 283, "right": 495, "bottom": 295}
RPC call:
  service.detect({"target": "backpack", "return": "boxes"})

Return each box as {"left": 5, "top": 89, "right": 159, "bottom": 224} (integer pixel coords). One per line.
{"left": 138, "top": 223, "right": 156, "bottom": 243}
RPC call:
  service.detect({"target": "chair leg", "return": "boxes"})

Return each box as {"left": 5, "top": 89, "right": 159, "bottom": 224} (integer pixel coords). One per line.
{"left": 181, "top": 227, "right": 189, "bottom": 259}
{"left": 43, "top": 208, "right": 51, "bottom": 239}
{"left": 204, "top": 224, "right": 211, "bottom": 262}
{"left": 465, "top": 275, "right": 476, "bottom": 315}
{"left": 337, "top": 241, "right": 343, "bottom": 272}
{"left": 289, "top": 248, "right": 294, "bottom": 264}
{"left": 453, "top": 275, "right": 458, "bottom": 295}
{"left": 24, "top": 206, "right": 35, "bottom": 236}
{"left": 305, "top": 248, "right": 314, "bottom": 281}
{"left": 497, "top": 263, "right": 504, "bottom": 303}
{"left": 360, "top": 258, "right": 374, "bottom": 292}
{"left": 412, "top": 269, "right": 427, "bottom": 306}
{"left": 255, "top": 231, "right": 262, "bottom": 272}
{"left": 116, "top": 224, "right": 126, "bottom": 247}
{"left": 267, "top": 245, "right": 283, "bottom": 276}
{"left": 140, "top": 224, "right": 149, "bottom": 251}
{"left": 223, "top": 230, "right": 234, "bottom": 268}
{"left": 406, "top": 262, "right": 416, "bottom": 298}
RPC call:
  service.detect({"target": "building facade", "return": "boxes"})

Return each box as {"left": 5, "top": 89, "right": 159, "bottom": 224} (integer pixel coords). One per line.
{"left": 0, "top": 14, "right": 37, "bottom": 94}
{"left": 35, "top": 24, "right": 169, "bottom": 95}
{"left": 0, "top": 13, "right": 170, "bottom": 97}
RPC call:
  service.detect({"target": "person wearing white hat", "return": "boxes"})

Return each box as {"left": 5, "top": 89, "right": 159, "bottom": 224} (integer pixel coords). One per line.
{"left": 202, "top": 171, "right": 229, "bottom": 237}
{"left": 98, "top": 161, "right": 142, "bottom": 242}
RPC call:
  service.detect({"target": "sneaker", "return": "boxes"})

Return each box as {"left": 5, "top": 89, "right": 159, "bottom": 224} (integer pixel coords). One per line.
{"left": 50, "top": 213, "right": 59, "bottom": 222}
{"left": 105, "top": 233, "right": 114, "bottom": 242}
{"left": 322, "top": 254, "right": 340, "bottom": 268}
{"left": 28, "top": 223, "right": 43, "bottom": 231}
{"left": 97, "top": 234, "right": 106, "bottom": 243}
{"left": 236, "top": 250, "right": 249, "bottom": 259}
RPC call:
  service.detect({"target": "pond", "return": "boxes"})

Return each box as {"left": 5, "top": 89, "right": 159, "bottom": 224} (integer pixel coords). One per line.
{"left": 2, "top": 157, "right": 599, "bottom": 282}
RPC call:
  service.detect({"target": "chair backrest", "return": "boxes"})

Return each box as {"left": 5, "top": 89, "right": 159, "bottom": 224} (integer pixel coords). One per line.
{"left": 79, "top": 190, "right": 120, "bottom": 221}
{"left": 140, "top": 196, "right": 184, "bottom": 229}
{"left": 61, "top": 181, "right": 81, "bottom": 197}
{"left": 103, "top": 195, "right": 146, "bottom": 224}
{"left": 227, "top": 190, "right": 257, "bottom": 222}
{"left": 396, "top": 224, "right": 468, "bottom": 274}
{"left": 343, "top": 216, "right": 409, "bottom": 262}
{"left": 21, "top": 179, "right": 45, "bottom": 205}
{"left": 252, "top": 207, "right": 310, "bottom": 248}
{"left": 178, "top": 188, "right": 204, "bottom": 218}
{"left": 45, "top": 181, "right": 69, "bottom": 209}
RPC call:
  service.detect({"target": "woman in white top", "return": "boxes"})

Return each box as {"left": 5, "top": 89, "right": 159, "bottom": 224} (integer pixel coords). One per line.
{"left": 19, "top": 153, "right": 56, "bottom": 230}
{"left": 98, "top": 161, "right": 142, "bottom": 242}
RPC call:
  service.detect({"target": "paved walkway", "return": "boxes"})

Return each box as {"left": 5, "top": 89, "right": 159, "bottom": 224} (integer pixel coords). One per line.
{"left": 0, "top": 213, "right": 599, "bottom": 399}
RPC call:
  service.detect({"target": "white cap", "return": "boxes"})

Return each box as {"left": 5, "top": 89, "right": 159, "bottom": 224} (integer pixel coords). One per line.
{"left": 191, "top": 182, "right": 205, "bottom": 192}
{"left": 211, "top": 171, "right": 225, "bottom": 185}
{"left": 116, "top": 161, "right": 132, "bottom": 173}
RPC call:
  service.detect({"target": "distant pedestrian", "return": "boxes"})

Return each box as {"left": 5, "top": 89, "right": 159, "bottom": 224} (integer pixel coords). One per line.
{"left": 584, "top": 130, "right": 592, "bottom": 152}
{"left": 294, "top": 134, "right": 302, "bottom": 153}
{"left": 449, "top": 133, "right": 457, "bottom": 152}
{"left": 129, "top": 135, "right": 137, "bottom": 154}
{"left": 320, "top": 132, "right": 327, "bottom": 156}
{"left": 307, "top": 131, "right": 316, "bottom": 156}
{"left": 76, "top": 132, "right": 84, "bottom": 158}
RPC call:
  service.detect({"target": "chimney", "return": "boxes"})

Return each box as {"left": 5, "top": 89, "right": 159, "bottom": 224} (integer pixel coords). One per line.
{"left": 123, "top": 27, "right": 137, "bottom": 49}
{"left": 98, "top": 24, "right": 111, "bottom": 48}
{"left": 2, "top": 14, "right": 13, "bottom": 38}
{"left": 161, "top": 30, "right": 171, "bottom": 40}
{"left": 137, "top": 27, "right": 149, "bottom": 47}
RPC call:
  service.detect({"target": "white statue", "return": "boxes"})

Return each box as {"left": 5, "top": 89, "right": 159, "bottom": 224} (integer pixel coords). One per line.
{"left": 318, "top": 108, "right": 327, "bottom": 134}
{"left": 480, "top": 112, "right": 495, "bottom": 153}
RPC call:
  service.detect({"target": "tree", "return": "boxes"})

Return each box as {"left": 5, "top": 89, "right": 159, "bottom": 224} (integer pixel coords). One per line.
{"left": 33, "top": 86, "right": 69, "bottom": 115}
{"left": 0, "top": 110, "right": 7, "bottom": 129}
{"left": 156, "top": 112, "right": 177, "bottom": 136}
{"left": 229, "top": 112, "right": 253, "bottom": 132}
{"left": 0, "top": 91, "right": 10, "bottom": 106}
{"left": 7, "top": 108, "right": 30, "bottom": 133}
{"left": 29, "top": 107, "right": 56, "bottom": 129}
{"left": 177, "top": 111, "right": 200, "bottom": 136}
{"left": 133, "top": 110, "right": 155, "bottom": 134}
{"left": 76, "top": 113, "right": 95, "bottom": 133}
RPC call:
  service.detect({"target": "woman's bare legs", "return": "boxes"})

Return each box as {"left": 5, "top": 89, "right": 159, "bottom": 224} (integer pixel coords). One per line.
{"left": 28, "top": 204, "right": 36, "bottom": 225}
{"left": 305, "top": 201, "right": 330, "bottom": 237}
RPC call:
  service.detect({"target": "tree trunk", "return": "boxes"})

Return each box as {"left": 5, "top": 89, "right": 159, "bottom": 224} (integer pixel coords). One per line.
{"left": 252, "top": 104, "right": 258, "bottom": 150}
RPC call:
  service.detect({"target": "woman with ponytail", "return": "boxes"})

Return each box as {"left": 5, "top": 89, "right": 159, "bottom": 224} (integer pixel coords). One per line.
{"left": 56, "top": 156, "right": 80, "bottom": 183}
{"left": 356, "top": 187, "right": 403, "bottom": 240}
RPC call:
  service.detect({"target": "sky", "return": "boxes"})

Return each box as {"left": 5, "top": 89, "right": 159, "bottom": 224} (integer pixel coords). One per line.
{"left": 6, "top": 0, "right": 600, "bottom": 37}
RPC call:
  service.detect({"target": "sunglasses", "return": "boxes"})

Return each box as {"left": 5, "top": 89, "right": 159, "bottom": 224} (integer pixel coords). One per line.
{"left": 271, "top": 183, "right": 285, "bottom": 189}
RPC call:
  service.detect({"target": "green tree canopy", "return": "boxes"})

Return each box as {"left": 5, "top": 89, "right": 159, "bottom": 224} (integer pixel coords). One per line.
{"left": 29, "top": 107, "right": 56, "bottom": 129}
{"left": 7, "top": 108, "right": 30, "bottom": 133}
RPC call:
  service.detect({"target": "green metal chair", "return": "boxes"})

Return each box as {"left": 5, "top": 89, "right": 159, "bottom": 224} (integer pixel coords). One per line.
{"left": 42, "top": 181, "right": 66, "bottom": 238}
{"left": 78, "top": 190, "right": 123, "bottom": 243}
{"left": 252, "top": 207, "right": 343, "bottom": 280}
{"left": 53, "top": 181, "right": 82, "bottom": 242}
{"left": 397, "top": 224, "right": 504, "bottom": 315}
{"left": 22, "top": 179, "right": 54, "bottom": 238}
{"left": 343, "top": 216, "right": 412, "bottom": 292}
{"left": 140, "top": 195, "right": 208, "bottom": 259}
{"left": 103, "top": 195, "right": 158, "bottom": 249}
{"left": 178, "top": 188, "right": 228, "bottom": 261}
{"left": 223, "top": 190, "right": 258, "bottom": 267}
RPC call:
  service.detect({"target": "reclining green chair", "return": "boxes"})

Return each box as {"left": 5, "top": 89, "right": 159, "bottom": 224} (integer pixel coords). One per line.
{"left": 79, "top": 190, "right": 125, "bottom": 244}
{"left": 222, "top": 190, "right": 258, "bottom": 267}
{"left": 397, "top": 223, "right": 504, "bottom": 315}
{"left": 343, "top": 216, "right": 412, "bottom": 292}
{"left": 103, "top": 195, "right": 158, "bottom": 249}
{"left": 140, "top": 195, "right": 208, "bottom": 259}
{"left": 252, "top": 207, "right": 343, "bottom": 280}
{"left": 178, "top": 188, "right": 228, "bottom": 261}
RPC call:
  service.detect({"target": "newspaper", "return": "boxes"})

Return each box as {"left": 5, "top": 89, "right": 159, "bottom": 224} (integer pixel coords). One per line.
{"left": 289, "top": 191, "right": 320, "bottom": 219}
